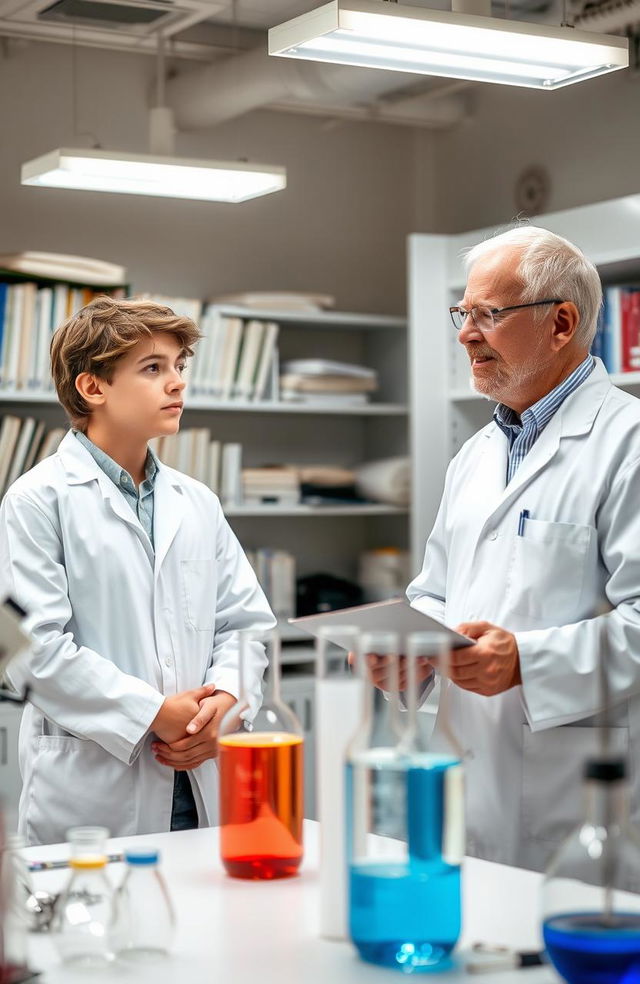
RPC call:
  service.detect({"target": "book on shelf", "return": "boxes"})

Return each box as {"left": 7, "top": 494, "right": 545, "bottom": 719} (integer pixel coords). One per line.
{"left": 246, "top": 548, "right": 296, "bottom": 618}
{"left": 280, "top": 391, "right": 370, "bottom": 407}
{"left": 0, "top": 279, "right": 126, "bottom": 392}
{"left": 188, "top": 311, "right": 279, "bottom": 403}
{"left": 0, "top": 414, "right": 65, "bottom": 498}
{"left": 220, "top": 442, "right": 242, "bottom": 507}
{"left": 592, "top": 286, "right": 640, "bottom": 374}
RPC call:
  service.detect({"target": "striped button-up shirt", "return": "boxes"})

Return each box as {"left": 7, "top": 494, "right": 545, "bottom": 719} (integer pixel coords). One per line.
{"left": 74, "top": 430, "right": 159, "bottom": 549}
{"left": 494, "top": 355, "right": 595, "bottom": 485}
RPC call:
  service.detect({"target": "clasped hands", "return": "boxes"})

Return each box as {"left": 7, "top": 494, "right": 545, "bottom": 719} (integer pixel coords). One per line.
{"left": 150, "top": 686, "right": 236, "bottom": 771}
{"left": 367, "top": 621, "right": 522, "bottom": 698}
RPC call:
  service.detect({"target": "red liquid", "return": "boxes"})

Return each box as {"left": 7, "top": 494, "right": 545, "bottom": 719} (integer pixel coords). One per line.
{"left": 219, "top": 732, "right": 304, "bottom": 880}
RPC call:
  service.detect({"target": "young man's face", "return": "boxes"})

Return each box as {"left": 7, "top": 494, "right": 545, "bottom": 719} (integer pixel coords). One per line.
{"left": 99, "top": 333, "right": 187, "bottom": 440}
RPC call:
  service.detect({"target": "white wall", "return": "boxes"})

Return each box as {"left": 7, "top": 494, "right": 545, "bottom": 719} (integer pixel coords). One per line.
{"left": 429, "top": 69, "right": 640, "bottom": 233}
{"left": 0, "top": 39, "right": 430, "bottom": 313}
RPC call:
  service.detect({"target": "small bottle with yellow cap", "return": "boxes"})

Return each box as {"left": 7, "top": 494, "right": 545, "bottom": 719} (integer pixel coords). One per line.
{"left": 52, "top": 826, "right": 115, "bottom": 966}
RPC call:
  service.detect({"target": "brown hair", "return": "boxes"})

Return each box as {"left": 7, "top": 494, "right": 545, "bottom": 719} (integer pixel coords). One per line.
{"left": 50, "top": 296, "right": 201, "bottom": 431}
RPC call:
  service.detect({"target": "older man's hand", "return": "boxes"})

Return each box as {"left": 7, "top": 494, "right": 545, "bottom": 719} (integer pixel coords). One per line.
{"left": 449, "top": 621, "right": 522, "bottom": 696}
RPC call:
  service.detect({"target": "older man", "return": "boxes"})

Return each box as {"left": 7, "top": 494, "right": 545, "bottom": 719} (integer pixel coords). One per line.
{"left": 407, "top": 226, "right": 640, "bottom": 872}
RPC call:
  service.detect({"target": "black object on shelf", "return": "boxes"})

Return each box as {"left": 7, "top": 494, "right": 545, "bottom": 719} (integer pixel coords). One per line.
{"left": 296, "top": 573, "right": 363, "bottom": 617}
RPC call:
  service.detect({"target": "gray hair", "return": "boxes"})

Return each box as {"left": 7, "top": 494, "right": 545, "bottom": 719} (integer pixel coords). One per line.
{"left": 464, "top": 225, "right": 602, "bottom": 349}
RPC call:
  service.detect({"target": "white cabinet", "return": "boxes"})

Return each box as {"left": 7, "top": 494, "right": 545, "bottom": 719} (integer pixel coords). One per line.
{"left": 408, "top": 194, "right": 640, "bottom": 560}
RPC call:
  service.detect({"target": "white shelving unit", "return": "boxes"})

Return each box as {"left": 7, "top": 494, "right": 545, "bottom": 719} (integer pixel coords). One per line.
{"left": 408, "top": 194, "right": 640, "bottom": 564}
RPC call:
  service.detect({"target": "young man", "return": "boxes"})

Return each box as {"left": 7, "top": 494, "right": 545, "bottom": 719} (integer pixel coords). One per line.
{"left": 0, "top": 297, "right": 275, "bottom": 845}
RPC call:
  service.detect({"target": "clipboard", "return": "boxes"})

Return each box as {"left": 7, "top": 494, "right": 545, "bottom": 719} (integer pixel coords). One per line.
{"left": 289, "top": 598, "right": 474, "bottom": 653}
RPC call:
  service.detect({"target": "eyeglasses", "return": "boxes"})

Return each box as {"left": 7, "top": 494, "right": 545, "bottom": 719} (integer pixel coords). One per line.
{"left": 449, "top": 299, "right": 563, "bottom": 333}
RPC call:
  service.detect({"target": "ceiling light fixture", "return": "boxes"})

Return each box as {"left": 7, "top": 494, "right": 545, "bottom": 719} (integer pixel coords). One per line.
{"left": 268, "top": 0, "right": 628, "bottom": 90}
{"left": 21, "top": 147, "right": 287, "bottom": 203}
{"left": 22, "top": 33, "right": 286, "bottom": 203}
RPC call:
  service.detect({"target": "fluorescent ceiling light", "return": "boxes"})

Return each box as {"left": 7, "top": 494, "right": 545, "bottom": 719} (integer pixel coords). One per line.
{"left": 21, "top": 148, "right": 287, "bottom": 203}
{"left": 269, "top": 0, "right": 628, "bottom": 89}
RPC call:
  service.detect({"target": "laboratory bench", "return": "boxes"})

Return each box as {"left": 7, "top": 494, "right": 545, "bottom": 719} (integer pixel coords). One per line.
{"left": 24, "top": 820, "right": 556, "bottom": 984}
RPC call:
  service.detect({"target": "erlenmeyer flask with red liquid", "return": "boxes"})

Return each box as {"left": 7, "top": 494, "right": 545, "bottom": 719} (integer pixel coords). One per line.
{"left": 218, "top": 628, "right": 304, "bottom": 880}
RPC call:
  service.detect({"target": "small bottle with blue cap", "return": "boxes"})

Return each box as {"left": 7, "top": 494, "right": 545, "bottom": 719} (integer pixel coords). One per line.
{"left": 111, "top": 846, "right": 175, "bottom": 960}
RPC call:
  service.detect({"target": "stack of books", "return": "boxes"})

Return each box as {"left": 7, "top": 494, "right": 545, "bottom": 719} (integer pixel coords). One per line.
{"left": 242, "top": 467, "right": 300, "bottom": 507}
{"left": 0, "top": 414, "right": 66, "bottom": 496}
{"left": 245, "top": 548, "right": 296, "bottom": 618}
{"left": 279, "top": 359, "right": 378, "bottom": 406}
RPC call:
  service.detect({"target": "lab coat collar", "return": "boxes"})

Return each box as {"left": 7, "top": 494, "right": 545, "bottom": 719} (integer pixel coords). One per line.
{"left": 57, "top": 432, "right": 159, "bottom": 566}
{"left": 478, "top": 357, "right": 612, "bottom": 522}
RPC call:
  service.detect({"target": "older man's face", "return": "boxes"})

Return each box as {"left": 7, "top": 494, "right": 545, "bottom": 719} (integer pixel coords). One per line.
{"left": 458, "top": 245, "right": 558, "bottom": 411}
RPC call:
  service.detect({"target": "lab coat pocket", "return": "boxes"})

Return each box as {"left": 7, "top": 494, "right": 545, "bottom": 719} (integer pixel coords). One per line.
{"left": 26, "top": 735, "right": 135, "bottom": 845}
{"left": 181, "top": 558, "right": 216, "bottom": 631}
{"left": 521, "top": 724, "right": 628, "bottom": 850}
{"left": 507, "top": 520, "right": 594, "bottom": 623}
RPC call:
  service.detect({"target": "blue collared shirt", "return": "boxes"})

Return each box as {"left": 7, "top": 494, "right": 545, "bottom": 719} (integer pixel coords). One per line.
{"left": 73, "top": 431, "right": 159, "bottom": 549}
{"left": 493, "top": 355, "right": 595, "bottom": 484}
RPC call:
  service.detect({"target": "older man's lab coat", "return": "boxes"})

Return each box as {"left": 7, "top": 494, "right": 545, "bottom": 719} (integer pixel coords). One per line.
{"left": 408, "top": 359, "right": 640, "bottom": 873}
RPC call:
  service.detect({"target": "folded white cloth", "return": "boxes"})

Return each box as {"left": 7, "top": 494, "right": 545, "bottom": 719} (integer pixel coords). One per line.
{"left": 354, "top": 456, "right": 411, "bottom": 506}
{"left": 0, "top": 251, "right": 126, "bottom": 285}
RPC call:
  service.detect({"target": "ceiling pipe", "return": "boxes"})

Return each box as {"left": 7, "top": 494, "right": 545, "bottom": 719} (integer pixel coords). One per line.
{"left": 165, "top": 44, "right": 470, "bottom": 130}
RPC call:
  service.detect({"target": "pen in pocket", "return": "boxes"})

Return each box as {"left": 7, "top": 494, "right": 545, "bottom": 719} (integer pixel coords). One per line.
{"left": 517, "top": 509, "right": 530, "bottom": 536}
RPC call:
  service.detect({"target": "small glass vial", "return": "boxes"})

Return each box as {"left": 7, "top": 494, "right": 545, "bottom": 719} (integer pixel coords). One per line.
{"left": 111, "top": 847, "right": 175, "bottom": 961}
{"left": 52, "top": 826, "right": 115, "bottom": 967}
{"left": 1, "top": 833, "right": 31, "bottom": 979}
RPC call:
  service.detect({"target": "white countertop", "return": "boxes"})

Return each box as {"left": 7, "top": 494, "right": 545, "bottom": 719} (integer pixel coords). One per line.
{"left": 24, "top": 821, "right": 556, "bottom": 983}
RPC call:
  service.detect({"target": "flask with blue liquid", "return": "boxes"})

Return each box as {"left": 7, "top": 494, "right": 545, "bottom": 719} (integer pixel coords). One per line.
{"left": 346, "top": 630, "right": 465, "bottom": 972}
{"left": 542, "top": 755, "right": 640, "bottom": 984}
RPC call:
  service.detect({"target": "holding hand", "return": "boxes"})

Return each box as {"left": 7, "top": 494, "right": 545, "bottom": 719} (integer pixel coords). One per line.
{"left": 152, "top": 690, "right": 237, "bottom": 771}
{"left": 450, "top": 621, "right": 521, "bottom": 696}
{"left": 150, "top": 685, "right": 216, "bottom": 744}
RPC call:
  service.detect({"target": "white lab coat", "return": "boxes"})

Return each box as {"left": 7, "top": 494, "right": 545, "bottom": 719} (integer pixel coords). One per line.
{"left": 408, "top": 359, "right": 640, "bottom": 875}
{"left": 0, "top": 432, "right": 275, "bottom": 845}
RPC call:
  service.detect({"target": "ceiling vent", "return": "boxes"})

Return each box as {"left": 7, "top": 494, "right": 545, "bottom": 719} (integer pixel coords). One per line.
{"left": 0, "top": 0, "right": 224, "bottom": 41}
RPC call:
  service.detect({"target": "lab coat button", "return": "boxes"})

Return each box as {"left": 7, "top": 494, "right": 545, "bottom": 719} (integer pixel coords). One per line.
{"left": 488, "top": 530, "right": 498, "bottom": 541}
{"left": 164, "top": 657, "right": 173, "bottom": 668}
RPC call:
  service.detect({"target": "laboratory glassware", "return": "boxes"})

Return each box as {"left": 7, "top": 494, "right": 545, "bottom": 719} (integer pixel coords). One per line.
{"left": 111, "top": 847, "right": 175, "bottom": 960}
{"left": 52, "top": 826, "right": 115, "bottom": 967}
{"left": 346, "top": 630, "right": 465, "bottom": 972}
{"left": 218, "top": 628, "right": 304, "bottom": 879}
{"left": 315, "top": 625, "right": 361, "bottom": 940}
{"left": 1, "top": 832, "right": 31, "bottom": 982}
{"left": 542, "top": 755, "right": 640, "bottom": 984}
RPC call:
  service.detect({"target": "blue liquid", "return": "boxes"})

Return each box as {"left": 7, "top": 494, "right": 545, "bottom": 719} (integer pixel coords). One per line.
{"left": 347, "top": 756, "right": 462, "bottom": 972}
{"left": 543, "top": 912, "right": 640, "bottom": 984}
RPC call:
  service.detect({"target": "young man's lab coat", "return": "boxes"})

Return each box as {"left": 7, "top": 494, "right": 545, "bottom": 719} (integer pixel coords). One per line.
{"left": 408, "top": 359, "right": 640, "bottom": 874}
{"left": 0, "top": 433, "right": 275, "bottom": 845}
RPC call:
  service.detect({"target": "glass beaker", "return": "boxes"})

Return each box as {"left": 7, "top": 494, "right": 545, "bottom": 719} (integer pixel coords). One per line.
{"left": 111, "top": 847, "right": 175, "bottom": 961}
{"left": 218, "top": 628, "right": 304, "bottom": 879}
{"left": 52, "top": 826, "right": 115, "bottom": 967}
{"left": 346, "top": 630, "right": 464, "bottom": 972}
{"left": 542, "top": 756, "right": 640, "bottom": 984}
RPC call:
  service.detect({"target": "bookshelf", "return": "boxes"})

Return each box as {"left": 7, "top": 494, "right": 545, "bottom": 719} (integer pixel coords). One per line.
{"left": 0, "top": 292, "right": 409, "bottom": 607}
{"left": 408, "top": 194, "right": 640, "bottom": 566}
